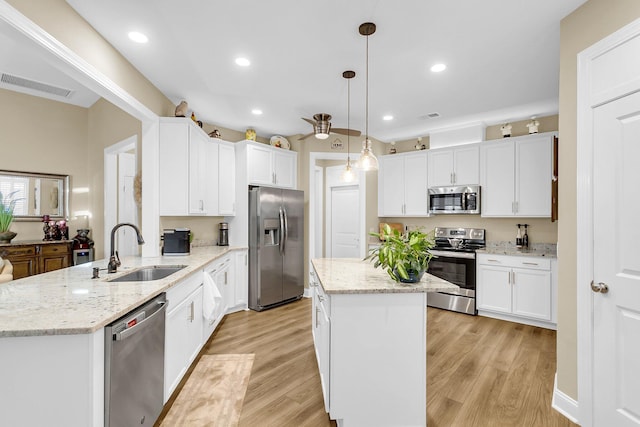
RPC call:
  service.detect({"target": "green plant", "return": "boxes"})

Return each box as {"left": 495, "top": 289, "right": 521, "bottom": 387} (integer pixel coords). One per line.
{"left": 0, "top": 190, "right": 20, "bottom": 232}
{"left": 365, "top": 224, "right": 435, "bottom": 282}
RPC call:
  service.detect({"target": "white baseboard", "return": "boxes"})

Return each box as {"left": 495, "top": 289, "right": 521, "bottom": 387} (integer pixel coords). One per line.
{"left": 552, "top": 373, "right": 580, "bottom": 424}
{"left": 303, "top": 287, "right": 311, "bottom": 298}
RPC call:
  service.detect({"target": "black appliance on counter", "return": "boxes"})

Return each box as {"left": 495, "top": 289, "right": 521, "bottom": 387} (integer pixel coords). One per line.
{"left": 162, "top": 228, "right": 190, "bottom": 255}
{"left": 426, "top": 227, "right": 485, "bottom": 315}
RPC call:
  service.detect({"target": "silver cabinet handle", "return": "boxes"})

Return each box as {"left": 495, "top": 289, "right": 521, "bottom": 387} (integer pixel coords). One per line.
{"left": 315, "top": 306, "right": 320, "bottom": 328}
{"left": 523, "top": 262, "right": 539, "bottom": 266}
{"left": 189, "top": 300, "right": 195, "bottom": 322}
{"left": 224, "top": 271, "right": 228, "bottom": 285}
{"left": 591, "top": 280, "right": 609, "bottom": 294}
{"left": 487, "top": 259, "right": 500, "bottom": 262}
{"left": 318, "top": 294, "right": 325, "bottom": 302}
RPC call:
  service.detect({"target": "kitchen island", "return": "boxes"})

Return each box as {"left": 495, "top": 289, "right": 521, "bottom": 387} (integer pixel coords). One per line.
{"left": 0, "top": 246, "right": 245, "bottom": 427}
{"left": 310, "top": 258, "right": 458, "bottom": 427}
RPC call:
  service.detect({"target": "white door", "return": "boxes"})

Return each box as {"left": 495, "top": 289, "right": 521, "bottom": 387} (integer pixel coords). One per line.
{"left": 330, "top": 185, "right": 360, "bottom": 258}
{"left": 592, "top": 90, "right": 640, "bottom": 426}
{"left": 117, "top": 152, "right": 137, "bottom": 256}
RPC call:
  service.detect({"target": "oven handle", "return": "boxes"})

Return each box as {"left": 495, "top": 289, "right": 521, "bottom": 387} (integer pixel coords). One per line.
{"left": 430, "top": 250, "right": 476, "bottom": 260}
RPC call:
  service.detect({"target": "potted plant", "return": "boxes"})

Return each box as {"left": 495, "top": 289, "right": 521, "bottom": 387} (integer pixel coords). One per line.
{"left": 366, "top": 224, "right": 435, "bottom": 283}
{"left": 0, "top": 190, "right": 20, "bottom": 243}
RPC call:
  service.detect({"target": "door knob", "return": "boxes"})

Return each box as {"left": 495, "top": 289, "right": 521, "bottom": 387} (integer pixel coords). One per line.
{"left": 590, "top": 280, "right": 609, "bottom": 294}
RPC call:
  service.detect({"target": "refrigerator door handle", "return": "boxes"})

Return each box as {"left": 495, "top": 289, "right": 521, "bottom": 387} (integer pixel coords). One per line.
{"left": 282, "top": 206, "right": 289, "bottom": 254}
{"left": 279, "top": 207, "right": 285, "bottom": 255}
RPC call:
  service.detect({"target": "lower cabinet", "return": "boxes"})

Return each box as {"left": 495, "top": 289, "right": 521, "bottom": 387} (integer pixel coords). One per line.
{"left": 311, "top": 267, "right": 427, "bottom": 426}
{"left": 164, "top": 273, "right": 204, "bottom": 402}
{"left": 0, "top": 242, "right": 72, "bottom": 279}
{"left": 477, "top": 253, "right": 556, "bottom": 328}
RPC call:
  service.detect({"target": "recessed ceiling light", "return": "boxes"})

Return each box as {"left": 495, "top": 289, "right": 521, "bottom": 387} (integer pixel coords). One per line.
{"left": 383, "top": 115, "right": 394, "bottom": 121}
{"left": 128, "top": 31, "right": 148, "bottom": 44}
{"left": 252, "top": 109, "right": 263, "bottom": 115}
{"left": 235, "top": 57, "right": 251, "bottom": 67}
{"left": 430, "top": 63, "right": 446, "bottom": 73}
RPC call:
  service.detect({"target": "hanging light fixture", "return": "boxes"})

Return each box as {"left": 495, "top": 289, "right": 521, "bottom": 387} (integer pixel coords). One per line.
{"left": 341, "top": 70, "right": 356, "bottom": 183}
{"left": 357, "top": 22, "right": 379, "bottom": 171}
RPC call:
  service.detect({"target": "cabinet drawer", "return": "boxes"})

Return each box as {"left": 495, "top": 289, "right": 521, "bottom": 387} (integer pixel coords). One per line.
{"left": 204, "top": 256, "right": 232, "bottom": 275}
{"left": 1, "top": 245, "right": 36, "bottom": 258}
{"left": 166, "top": 272, "right": 204, "bottom": 311}
{"left": 40, "top": 243, "right": 71, "bottom": 256}
{"left": 477, "top": 254, "right": 550, "bottom": 270}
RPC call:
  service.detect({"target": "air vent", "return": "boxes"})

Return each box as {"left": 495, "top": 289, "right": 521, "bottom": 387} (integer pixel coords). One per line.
{"left": 1, "top": 73, "right": 73, "bottom": 98}
{"left": 418, "top": 112, "right": 441, "bottom": 120}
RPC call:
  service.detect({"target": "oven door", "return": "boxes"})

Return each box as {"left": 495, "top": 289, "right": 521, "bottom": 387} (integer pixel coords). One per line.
{"left": 427, "top": 251, "right": 476, "bottom": 297}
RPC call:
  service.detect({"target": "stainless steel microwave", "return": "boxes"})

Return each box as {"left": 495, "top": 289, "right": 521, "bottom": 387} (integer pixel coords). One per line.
{"left": 428, "top": 185, "right": 480, "bottom": 214}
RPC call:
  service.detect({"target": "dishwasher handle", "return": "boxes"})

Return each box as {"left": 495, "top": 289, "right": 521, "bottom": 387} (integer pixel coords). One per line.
{"left": 113, "top": 300, "right": 167, "bottom": 341}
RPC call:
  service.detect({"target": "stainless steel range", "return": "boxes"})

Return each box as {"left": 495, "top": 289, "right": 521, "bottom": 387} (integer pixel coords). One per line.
{"left": 426, "top": 227, "right": 485, "bottom": 315}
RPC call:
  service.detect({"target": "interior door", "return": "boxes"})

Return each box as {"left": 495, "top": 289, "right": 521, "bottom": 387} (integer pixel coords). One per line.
{"left": 592, "top": 90, "right": 640, "bottom": 426}
{"left": 117, "top": 152, "right": 137, "bottom": 256}
{"left": 330, "top": 185, "right": 360, "bottom": 258}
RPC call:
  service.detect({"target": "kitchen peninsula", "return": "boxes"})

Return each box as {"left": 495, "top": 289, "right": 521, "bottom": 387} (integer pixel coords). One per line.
{"left": 0, "top": 246, "right": 245, "bottom": 427}
{"left": 310, "top": 258, "right": 458, "bottom": 427}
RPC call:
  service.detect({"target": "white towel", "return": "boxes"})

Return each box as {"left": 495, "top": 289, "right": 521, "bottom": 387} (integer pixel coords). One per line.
{"left": 203, "top": 271, "right": 223, "bottom": 321}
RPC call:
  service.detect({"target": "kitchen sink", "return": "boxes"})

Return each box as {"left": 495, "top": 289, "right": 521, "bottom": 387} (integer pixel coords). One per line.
{"left": 108, "top": 265, "right": 187, "bottom": 282}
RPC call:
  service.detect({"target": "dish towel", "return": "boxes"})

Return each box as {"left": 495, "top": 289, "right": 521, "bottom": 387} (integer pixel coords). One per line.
{"left": 203, "top": 271, "right": 222, "bottom": 321}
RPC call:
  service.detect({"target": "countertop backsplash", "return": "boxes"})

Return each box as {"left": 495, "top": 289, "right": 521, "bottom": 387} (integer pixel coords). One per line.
{"left": 482, "top": 241, "right": 557, "bottom": 257}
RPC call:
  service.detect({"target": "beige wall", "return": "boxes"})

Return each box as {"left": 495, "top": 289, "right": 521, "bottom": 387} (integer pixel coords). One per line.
{"left": 557, "top": 0, "right": 640, "bottom": 401}
{"left": 0, "top": 88, "right": 88, "bottom": 240}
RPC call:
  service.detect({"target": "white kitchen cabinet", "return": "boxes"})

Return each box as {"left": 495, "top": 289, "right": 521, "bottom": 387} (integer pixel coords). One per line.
{"left": 310, "top": 270, "right": 331, "bottom": 412}
{"left": 218, "top": 141, "right": 236, "bottom": 215}
{"left": 234, "top": 249, "right": 248, "bottom": 310}
{"left": 164, "top": 273, "right": 204, "bottom": 401}
{"left": 159, "top": 117, "right": 236, "bottom": 216}
{"left": 427, "top": 143, "right": 480, "bottom": 187}
{"left": 476, "top": 253, "right": 556, "bottom": 329}
{"left": 480, "top": 132, "right": 554, "bottom": 217}
{"left": 246, "top": 141, "right": 297, "bottom": 189}
{"left": 378, "top": 151, "right": 429, "bottom": 217}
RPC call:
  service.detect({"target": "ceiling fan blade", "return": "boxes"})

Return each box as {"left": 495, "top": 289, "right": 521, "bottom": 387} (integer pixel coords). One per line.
{"left": 298, "top": 132, "right": 315, "bottom": 141}
{"left": 302, "top": 117, "right": 317, "bottom": 126}
{"left": 332, "top": 128, "right": 361, "bottom": 137}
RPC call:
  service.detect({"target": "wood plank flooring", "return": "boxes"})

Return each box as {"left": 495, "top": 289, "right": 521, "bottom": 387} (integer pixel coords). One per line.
{"left": 163, "top": 298, "right": 577, "bottom": 427}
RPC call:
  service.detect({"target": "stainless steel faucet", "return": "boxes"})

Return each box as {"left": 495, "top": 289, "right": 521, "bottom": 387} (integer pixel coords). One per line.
{"left": 108, "top": 223, "right": 145, "bottom": 273}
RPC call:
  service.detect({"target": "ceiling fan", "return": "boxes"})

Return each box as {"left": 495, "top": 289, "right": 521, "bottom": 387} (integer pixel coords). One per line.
{"left": 298, "top": 113, "right": 361, "bottom": 140}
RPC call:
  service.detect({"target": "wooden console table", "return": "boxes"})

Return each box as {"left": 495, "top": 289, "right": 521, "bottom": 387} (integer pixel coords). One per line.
{"left": 0, "top": 241, "right": 73, "bottom": 280}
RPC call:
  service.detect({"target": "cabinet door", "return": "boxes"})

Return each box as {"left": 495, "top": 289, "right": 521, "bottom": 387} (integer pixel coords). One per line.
{"left": 214, "top": 260, "right": 232, "bottom": 313}
{"left": 427, "top": 149, "right": 454, "bottom": 187}
{"left": 273, "top": 150, "right": 296, "bottom": 189}
{"left": 316, "top": 293, "right": 331, "bottom": 412}
{"left": 515, "top": 136, "right": 552, "bottom": 217}
{"left": 480, "top": 140, "right": 515, "bottom": 216}
{"left": 185, "top": 286, "right": 204, "bottom": 365}
{"left": 234, "top": 250, "right": 248, "bottom": 310}
{"left": 378, "top": 155, "right": 405, "bottom": 216}
{"left": 403, "top": 152, "right": 429, "bottom": 216}
{"left": 512, "top": 268, "right": 552, "bottom": 320}
{"left": 8, "top": 257, "right": 36, "bottom": 279}
{"left": 188, "top": 129, "right": 207, "bottom": 214}
{"left": 218, "top": 143, "right": 236, "bottom": 215}
{"left": 453, "top": 144, "right": 480, "bottom": 185}
{"left": 247, "top": 144, "right": 274, "bottom": 186}
{"left": 477, "top": 265, "right": 512, "bottom": 313}
{"left": 159, "top": 122, "right": 189, "bottom": 215}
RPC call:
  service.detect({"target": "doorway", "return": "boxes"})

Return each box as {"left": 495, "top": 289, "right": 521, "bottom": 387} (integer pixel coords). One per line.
{"left": 104, "top": 136, "right": 138, "bottom": 257}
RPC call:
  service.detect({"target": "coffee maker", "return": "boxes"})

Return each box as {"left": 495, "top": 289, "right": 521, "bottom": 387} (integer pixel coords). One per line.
{"left": 218, "top": 222, "right": 229, "bottom": 246}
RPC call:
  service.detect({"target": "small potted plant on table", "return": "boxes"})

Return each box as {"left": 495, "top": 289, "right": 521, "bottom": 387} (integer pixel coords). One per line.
{"left": 0, "top": 191, "right": 20, "bottom": 243}
{"left": 366, "top": 224, "right": 435, "bottom": 283}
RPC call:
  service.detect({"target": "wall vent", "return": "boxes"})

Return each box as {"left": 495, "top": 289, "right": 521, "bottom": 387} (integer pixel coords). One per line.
{"left": 1, "top": 73, "right": 73, "bottom": 98}
{"left": 419, "top": 112, "right": 441, "bottom": 119}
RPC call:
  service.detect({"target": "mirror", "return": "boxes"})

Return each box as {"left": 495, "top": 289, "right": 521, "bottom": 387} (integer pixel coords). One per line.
{"left": 0, "top": 170, "right": 69, "bottom": 221}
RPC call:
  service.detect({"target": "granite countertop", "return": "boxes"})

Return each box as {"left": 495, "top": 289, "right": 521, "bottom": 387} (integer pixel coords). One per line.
{"left": 476, "top": 247, "right": 557, "bottom": 258}
{"left": 0, "top": 246, "right": 245, "bottom": 338}
{"left": 312, "top": 258, "right": 459, "bottom": 295}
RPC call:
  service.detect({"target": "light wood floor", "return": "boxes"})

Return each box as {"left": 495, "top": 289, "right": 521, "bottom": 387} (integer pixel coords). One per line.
{"left": 165, "top": 298, "right": 577, "bottom": 427}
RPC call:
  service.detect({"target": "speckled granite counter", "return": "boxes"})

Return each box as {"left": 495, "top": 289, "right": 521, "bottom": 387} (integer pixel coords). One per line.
{"left": 311, "top": 258, "right": 459, "bottom": 294}
{"left": 0, "top": 246, "right": 244, "bottom": 337}
{"left": 476, "top": 245, "right": 557, "bottom": 258}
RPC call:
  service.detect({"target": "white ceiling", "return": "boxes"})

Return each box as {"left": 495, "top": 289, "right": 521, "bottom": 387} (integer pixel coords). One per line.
{"left": 10, "top": 1, "right": 589, "bottom": 142}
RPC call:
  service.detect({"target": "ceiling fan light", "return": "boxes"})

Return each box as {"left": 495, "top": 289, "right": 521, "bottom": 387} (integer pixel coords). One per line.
{"left": 315, "top": 132, "right": 330, "bottom": 140}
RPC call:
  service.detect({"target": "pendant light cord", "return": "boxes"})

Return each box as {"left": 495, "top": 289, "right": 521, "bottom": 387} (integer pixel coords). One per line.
{"left": 365, "top": 32, "right": 369, "bottom": 143}
{"left": 347, "top": 76, "right": 351, "bottom": 163}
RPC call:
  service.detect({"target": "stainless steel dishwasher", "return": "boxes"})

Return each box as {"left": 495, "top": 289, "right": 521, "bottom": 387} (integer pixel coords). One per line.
{"left": 105, "top": 293, "right": 167, "bottom": 427}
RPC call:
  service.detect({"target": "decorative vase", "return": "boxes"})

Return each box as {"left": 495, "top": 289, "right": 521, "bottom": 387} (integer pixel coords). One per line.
{"left": 394, "top": 268, "right": 425, "bottom": 284}
{"left": 0, "top": 231, "right": 17, "bottom": 244}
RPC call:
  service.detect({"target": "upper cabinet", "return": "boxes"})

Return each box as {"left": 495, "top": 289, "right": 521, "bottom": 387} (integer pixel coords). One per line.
{"left": 480, "top": 132, "right": 554, "bottom": 217}
{"left": 159, "top": 118, "right": 236, "bottom": 216}
{"left": 245, "top": 141, "right": 297, "bottom": 189}
{"left": 427, "top": 143, "right": 480, "bottom": 187}
{"left": 378, "top": 151, "right": 429, "bottom": 217}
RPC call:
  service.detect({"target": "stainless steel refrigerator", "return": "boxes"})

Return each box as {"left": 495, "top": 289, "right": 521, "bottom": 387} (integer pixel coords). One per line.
{"left": 249, "top": 186, "right": 304, "bottom": 311}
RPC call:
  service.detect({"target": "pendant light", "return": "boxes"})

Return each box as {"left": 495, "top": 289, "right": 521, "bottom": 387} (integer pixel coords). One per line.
{"left": 341, "top": 70, "right": 356, "bottom": 183}
{"left": 357, "top": 22, "right": 379, "bottom": 171}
